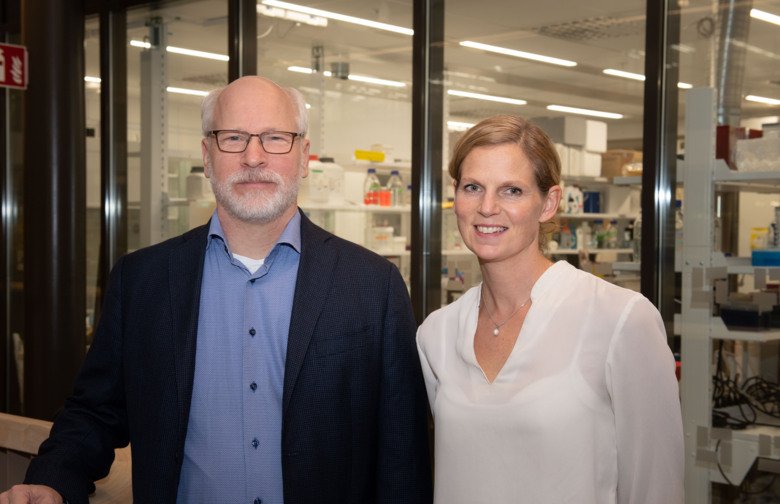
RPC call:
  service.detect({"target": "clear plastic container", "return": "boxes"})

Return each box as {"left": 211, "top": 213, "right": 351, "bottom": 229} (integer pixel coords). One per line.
{"left": 363, "top": 168, "right": 381, "bottom": 206}
{"left": 386, "top": 170, "right": 405, "bottom": 207}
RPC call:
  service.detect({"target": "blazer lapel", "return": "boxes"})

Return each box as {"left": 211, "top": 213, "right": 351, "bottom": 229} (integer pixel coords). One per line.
{"left": 283, "top": 211, "right": 338, "bottom": 415}
{"left": 168, "top": 224, "right": 209, "bottom": 449}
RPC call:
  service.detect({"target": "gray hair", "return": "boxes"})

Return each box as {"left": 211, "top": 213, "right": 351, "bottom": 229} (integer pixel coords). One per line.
{"left": 200, "top": 82, "right": 309, "bottom": 138}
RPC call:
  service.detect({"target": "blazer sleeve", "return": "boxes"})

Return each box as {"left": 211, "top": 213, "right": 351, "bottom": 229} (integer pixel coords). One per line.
{"left": 375, "top": 267, "right": 433, "bottom": 503}
{"left": 24, "top": 255, "right": 130, "bottom": 504}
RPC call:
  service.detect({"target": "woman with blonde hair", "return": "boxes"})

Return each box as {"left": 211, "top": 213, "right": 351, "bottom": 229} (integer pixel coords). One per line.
{"left": 417, "top": 114, "right": 683, "bottom": 503}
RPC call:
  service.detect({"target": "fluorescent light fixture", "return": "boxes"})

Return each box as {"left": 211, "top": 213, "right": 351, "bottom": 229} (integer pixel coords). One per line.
{"left": 287, "top": 66, "right": 333, "bottom": 77}
{"left": 746, "top": 94, "right": 780, "bottom": 105}
{"left": 167, "top": 86, "right": 210, "bottom": 97}
{"left": 546, "top": 105, "right": 623, "bottom": 119}
{"left": 460, "top": 40, "right": 577, "bottom": 67}
{"left": 604, "top": 69, "right": 692, "bottom": 89}
{"left": 130, "top": 40, "right": 229, "bottom": 61}
{"left": 603, "top": 68, "right": 645, "bottom": 81}
{"left": 287, "top": 66, "right": 404, "bottom": 87}
{"left": 166, "top": 46, "right": 229, "bottom": 62}
{"left": 261, "top": 0, "right": 413, "bottom": 36}
{"left": 84, "top": 76, "right": 101, "bottom": 83}
{"left": 751, "top": 8, "right": 780, "bottom": 26}
{"left": 347, "top": 74, "right": 406, "bottom": 87}
{"left": 447, "top": 120, "right": 475, "bottom": 132}
{"left": 448, "top": 89, "right": 526, "bottom": 105}
{"left": 257, "top": 4, "right": 327, "bottom": 27}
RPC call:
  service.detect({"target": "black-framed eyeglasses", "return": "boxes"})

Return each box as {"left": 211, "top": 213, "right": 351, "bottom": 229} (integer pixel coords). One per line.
{"left": 210, "top": 129, "right": 302, "bottom": 154}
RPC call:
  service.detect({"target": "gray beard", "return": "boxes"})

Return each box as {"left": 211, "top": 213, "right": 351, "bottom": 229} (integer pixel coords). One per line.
{"left": 209, "top": 169, "right": 299, "bottom": 224}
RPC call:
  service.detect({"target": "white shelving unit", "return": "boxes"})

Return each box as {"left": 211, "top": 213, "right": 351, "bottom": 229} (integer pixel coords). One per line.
{"left": 681, "top": 88, "right": 780, "bottom": 503}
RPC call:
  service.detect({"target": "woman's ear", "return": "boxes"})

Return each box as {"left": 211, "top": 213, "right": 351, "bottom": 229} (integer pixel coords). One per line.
{"left": 540, "top": 185, "right": 562, "bottom": 222}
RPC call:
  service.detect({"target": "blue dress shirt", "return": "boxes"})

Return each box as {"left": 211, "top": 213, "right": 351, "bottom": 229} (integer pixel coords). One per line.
{"left": 177, "top": 211, "right": 301, "bottom": 504}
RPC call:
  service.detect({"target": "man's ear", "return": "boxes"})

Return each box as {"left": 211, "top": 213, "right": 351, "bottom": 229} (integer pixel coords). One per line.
{"left": 300, "top": 138, "right": 311, "bottom": 178}
{"left": 201, "top": 138, "right": 212, "bottom": 178}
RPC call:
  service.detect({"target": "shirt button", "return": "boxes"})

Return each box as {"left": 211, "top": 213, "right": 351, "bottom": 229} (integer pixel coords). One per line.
{"left": 249, "top": 327, "right": 256, "bottom": 337}
{"left": 250, "top": 278, "right": 256, "bottom": 284}
{"left": 251, "top": 438, "right": 259, "bottom": 449}
{"left": 254, "top": 499, "right": 262, "bottom": 504}
{"left": 250, "top": 382, "right": 257, "bottom": 392}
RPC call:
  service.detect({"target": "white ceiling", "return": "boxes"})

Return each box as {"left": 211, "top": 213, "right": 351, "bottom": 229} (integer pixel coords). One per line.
{"left": 84, "top": 0, "right": 780, "bottom": 148}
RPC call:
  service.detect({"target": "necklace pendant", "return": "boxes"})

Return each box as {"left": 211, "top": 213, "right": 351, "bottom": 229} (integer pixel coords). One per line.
{"left": 493, "top": 327, "right": 500, "bottom": 336}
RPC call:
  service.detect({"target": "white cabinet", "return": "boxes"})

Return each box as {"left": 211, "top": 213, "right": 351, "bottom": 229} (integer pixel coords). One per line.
{"left": 681, "top": 88, "right": 780, "bottom": 503}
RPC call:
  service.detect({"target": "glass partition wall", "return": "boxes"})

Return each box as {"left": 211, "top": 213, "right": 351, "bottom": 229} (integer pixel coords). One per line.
{"left": 442, "top": 0, "right": 648, "bottom": 302}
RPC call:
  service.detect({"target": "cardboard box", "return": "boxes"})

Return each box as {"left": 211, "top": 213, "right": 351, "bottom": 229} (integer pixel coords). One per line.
{"left": 601, "top": 149, "right": 642, "bottom": 178}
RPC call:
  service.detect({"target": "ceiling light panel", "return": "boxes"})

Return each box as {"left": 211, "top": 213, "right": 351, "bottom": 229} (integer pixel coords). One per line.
{"left": 546, "top": 104, "right": 623, "bottom": 119}
{"left": 459, "top": 40, "right": 577, "bottom": 67}
{"left": 448, "top": 89, "right": 526, "bottom": 105}
{"left": 260, "top": 0, "right": 413, "bottom": 36}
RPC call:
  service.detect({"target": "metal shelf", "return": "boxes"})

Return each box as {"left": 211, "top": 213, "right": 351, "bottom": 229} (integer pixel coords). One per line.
{"left": 709, "top": 316, "right": 780, "bottom": 342}
{"left": 713, "top": 159, "right": 780, "bottom": 193}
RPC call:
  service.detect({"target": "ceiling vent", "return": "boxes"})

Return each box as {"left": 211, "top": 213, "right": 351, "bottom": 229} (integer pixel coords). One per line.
{"left": 534, "top": 16, "right": 644, "bottom": 42}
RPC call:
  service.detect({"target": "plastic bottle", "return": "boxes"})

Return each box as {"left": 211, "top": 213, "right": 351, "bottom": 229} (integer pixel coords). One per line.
{"left": 576, "top": 221, "right": 592, "bottom": 251}
{"left": 607, "top": 219, "right": 619, "bottom": 249}
{"left": 363, "top": 168, "right": 381, "bottom": 206}
{"left": 593, "top": 219, "right": 605, "bottom": 249}
{"left": 386, "top": 170, "right": 405, "bottom": 207}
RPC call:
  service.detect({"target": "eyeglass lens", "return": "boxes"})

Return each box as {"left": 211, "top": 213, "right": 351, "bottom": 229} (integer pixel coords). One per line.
{"left": 215, "top": 131, "right": 296, "bottom": 154}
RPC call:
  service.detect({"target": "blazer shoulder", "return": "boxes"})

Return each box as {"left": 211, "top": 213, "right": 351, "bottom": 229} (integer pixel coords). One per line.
{"left": 118, "top": 223, "right": 209, "bottom": 271}
{"left": 300, "top": 212, "right": 395, "bottom": 274}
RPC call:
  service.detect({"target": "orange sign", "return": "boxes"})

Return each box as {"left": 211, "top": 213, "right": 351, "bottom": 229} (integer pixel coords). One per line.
{"left": 0, "top": 43, "right": 27, "bottom": 90}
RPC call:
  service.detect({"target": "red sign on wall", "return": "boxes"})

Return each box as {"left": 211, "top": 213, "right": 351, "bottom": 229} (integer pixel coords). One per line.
{"left": 0, "top": 43, "right": 27, "bottom": 90}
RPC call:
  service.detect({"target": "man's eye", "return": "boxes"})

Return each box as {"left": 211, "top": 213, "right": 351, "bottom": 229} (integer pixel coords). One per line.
{"left": 506, "top": 187, "right": 522, "bottom": 196}
{"left": 462, "top": 183, "right": 479, "bottom": 192}
{"left": 225, "top": 134, "right": 244, "bottom": 142}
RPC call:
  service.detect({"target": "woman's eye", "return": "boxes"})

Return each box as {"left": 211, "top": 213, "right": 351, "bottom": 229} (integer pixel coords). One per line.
{"left": 506, "top": 186, "right": 523, "bottom": 196}
{"left": 462, "top": 183, "right": 480, "bottom": 192}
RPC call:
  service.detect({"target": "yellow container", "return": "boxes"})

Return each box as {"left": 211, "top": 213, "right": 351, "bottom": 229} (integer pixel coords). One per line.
{"left": 354, "top": 149, "right": 385, "bottom": 162}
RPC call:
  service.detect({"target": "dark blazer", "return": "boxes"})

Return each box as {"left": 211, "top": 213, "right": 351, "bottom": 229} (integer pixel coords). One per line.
{"left": 25, "top": 210, "right": 432, "bottom": 504}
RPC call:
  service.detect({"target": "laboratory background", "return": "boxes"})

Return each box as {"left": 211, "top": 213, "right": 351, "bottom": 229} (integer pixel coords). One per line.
{"left": 2, "top": 0, "right": 780, "bottom": 502}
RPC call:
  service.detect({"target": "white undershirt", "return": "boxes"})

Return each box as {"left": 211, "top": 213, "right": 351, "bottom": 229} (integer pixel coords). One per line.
{"left": 232, "top": 253, "right": 265, "bottom": 274}
{"left": 416, "top": 261, "right": 684, "bottom": 504}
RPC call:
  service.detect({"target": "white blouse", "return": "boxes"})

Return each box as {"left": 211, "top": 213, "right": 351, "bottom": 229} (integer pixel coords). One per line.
{"left": 417, "top": 261, "right": 684, "bottom": 504}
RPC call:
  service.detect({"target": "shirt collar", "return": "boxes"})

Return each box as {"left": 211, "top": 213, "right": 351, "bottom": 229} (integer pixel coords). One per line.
{"left": 206, "top": 209, "right": 302, "bottom": 256}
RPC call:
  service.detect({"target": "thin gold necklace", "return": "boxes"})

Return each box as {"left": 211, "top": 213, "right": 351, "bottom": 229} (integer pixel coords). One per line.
{"left": 480, "top": 286, "right": 531, "bottom": 336}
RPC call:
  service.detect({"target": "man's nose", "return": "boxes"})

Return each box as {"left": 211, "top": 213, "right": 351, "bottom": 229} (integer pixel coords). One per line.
{"left": 242, "top": 136, "right": 268, "bottom": 165}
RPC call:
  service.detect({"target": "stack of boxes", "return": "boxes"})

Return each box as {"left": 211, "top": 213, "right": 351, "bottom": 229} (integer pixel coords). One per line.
{"left": 532, "top": 116, "right": 608, "bottom": 177}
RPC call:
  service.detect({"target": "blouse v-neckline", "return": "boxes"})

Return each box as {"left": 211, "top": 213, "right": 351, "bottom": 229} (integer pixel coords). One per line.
{"left": 461, "top": 261, "right": 566, "bottom": 384}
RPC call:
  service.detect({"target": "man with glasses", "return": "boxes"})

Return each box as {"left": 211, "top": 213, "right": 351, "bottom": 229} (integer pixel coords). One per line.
{"left": 3, "top": 76, "right": 432, "bottom": 504}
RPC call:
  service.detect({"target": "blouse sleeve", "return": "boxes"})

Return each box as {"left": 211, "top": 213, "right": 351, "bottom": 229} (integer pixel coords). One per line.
{"left": 606, "top": 296, "right": 684, "bottom": 504}
{"left": 416, "top": 325, "right": 439, "bottom": 413}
